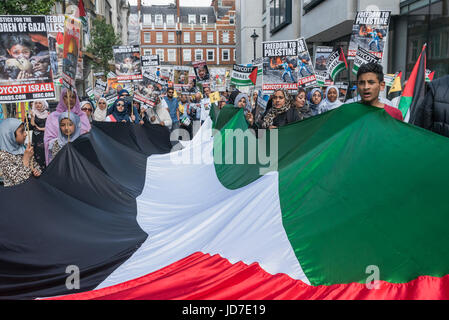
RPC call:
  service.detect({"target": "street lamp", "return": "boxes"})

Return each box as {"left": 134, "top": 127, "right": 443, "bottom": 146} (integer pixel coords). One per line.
{"left": 250, "top": 29, "right": 259, "bottom": 61}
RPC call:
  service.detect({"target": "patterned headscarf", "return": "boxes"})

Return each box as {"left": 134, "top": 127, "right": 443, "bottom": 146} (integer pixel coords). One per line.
{"left": 262, "top": 88, "right": 294, "bottom": 129}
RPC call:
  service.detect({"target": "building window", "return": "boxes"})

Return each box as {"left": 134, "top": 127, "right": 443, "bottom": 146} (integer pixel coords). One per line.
{"left": 431, "top": 33, "right": 441, "bottom": 58}
{"left": 156, "top": 32, "right": 163, "bottom": 43}
{"left": 143, "top": 14, "right": 151, "bottom": 25}
{"left": 195, "top": 49, "right": 203, "bottom": 61}
{"left": 207, "top": 32, "right": 214, "bottom": 43}
{"left": 188, "top": 14, "right": 196, "bottom": 24}
{"left": 143, "top": 49, "right": 152, "bottom": 56}
{"left": 155, "top": 14, "right": 163, "bottom": 26}
{"left": 183, "top": 49, "right": 191, "bottom": 62}
{"left": 196, "top": 32, "right": 202, "bottom": 43}
{"left": 229, "top": 14, "right": 235, "bottom": 25}
{"left": 442, "top": 32, "right": 449, "bottom": 58}
{"left": 270, "top": 0, "right": 292, "bottom": 34}
{"left": 168, "top": 32, "right": 175, "bottom": 43}
{"left": 233, "top": 49, "right": 236, "bottom": 61}
{"left": 156, "top": 49, "right": 164, "bottom": 62}
{"left": 222, "top": 49, "right": 230, "bottom": 61}
{"left": 144, "top": 32, "right": 151, "bottom": 43}
{"left": 207, "top": 49, "right": 214, "bottom": 61}
{"left": 168, "top": 49, "right": 176, "bottom": 62}
{"left": 184, "top": 32, "right": 190, "bottom": 43}
{"left": 166, "top": 14, "right": 175, "bottom": 26}
{"left": 200, "top": 15, "right": 208, "bottom": 24}
{"left": 222, "top": 32, "right": 229, "bottom": 43}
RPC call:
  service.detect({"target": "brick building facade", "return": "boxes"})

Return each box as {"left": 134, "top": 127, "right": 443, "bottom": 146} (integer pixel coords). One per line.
{"left": 137, "top": 0, "right": 236, "bottom": 67}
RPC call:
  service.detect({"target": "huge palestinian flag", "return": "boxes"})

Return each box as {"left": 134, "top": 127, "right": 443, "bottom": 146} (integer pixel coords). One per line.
{"left": 2, "top": 104, "right": 449, "bottom": 300}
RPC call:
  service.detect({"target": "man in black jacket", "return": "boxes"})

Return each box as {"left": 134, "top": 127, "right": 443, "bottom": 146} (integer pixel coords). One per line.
{"left": 411, "top": 75, "right": 449, "bottom": 137}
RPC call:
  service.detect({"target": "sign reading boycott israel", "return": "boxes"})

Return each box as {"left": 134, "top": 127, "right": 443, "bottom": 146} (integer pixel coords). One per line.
{"left": 352, "top": 46, "right": 381, "bottom": 75}
{"left": 262, "top": 40, "right": 298, "bottom": 93}
{"left": 0, "top": 15, "right": 56, "bottom": 103}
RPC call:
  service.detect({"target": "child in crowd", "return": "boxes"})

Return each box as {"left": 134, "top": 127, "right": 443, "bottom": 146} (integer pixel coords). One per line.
{"left": 48, "top": 112, "right": 81, "bottom": 163}
{"left": 0, "top": 118, "right": 41, "bottom": 187}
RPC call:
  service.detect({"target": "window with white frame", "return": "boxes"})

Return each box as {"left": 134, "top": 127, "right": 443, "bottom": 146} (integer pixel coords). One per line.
{"left": 195, "top": 49, "right": 203, "bottom": 61}
{"left": 207, "top": 49, "right": 214, "bottom": 62}
{"left": 168, "top": 32, "right": 175, "bottom": 43}
{"left": 207, "top": 32, "right": 213, "bottom": 43}
{"left": 156, "top": 49, "right": 164, "bottom": 62}
{"left": 143, "top": 49, "right": 152, "bottom": 56}
{"left": 188, "top": 14, "right": 196, "bottom": 24}
{"left": 166, "top": 14, "right": 175, "bottom": 26}
{"left": 155, "top": 14, "right": 163, "bottom": 26}
{"left": 200, "top": 15, "right": 208, "bottom": 24}
{"left": 144, "top": 32, "right": 151, "bottom": 43}
{"left": 222, "top": 32, "right": 229, "bottom": 43}
{"left": 222, "top": 49, "right": 230, "bottom": 61}
{"left": 168, "top": 49, "right": 176, "bottom": 62}
{"left": 183, "top": 49, "right": 191, "bottom": 61}
{"left": 233, "top": 49, "right": 236, "bottom": 61}
{"left": 156, "top": 32, "right": 163, "bottom": 43}
{"left": 195, "top": 32, "right": 202, "bottom": 43}
{"left": 143, "top": 14, "right": 151, "bottom": 25}
{"left": 184, "top": 32, "right": 190, "bottom": 43}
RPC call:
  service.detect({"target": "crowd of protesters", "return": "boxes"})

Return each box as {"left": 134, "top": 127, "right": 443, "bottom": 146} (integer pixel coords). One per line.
{"left": 1, "top": 62, "right": 448, "bottom": 187}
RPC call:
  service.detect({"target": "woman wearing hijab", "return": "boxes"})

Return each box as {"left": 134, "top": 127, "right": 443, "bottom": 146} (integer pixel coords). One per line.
{"left": 80, "top": 100, "right": 94, "bottom": 123}
{"left": 320, "top": 85, "right": 343, "bottom": 113}
{"left": 0, "top": 118, "right": 41, "bottom": 187}
{"left": 294, "top": 88, "right": 313, "bottom": 121}
{"left": 261, "top": 88, "right": 300, "bottom": 129}
{"left": 308, "top": 88, "right": 324, "bottom": 116}
{"left": 48, "top": 112, "right": 81, "bottom": 163}
{"left": 234, "top": 92, "right": 250, "bottom": 110}
{"left": 92, "top": 97, "right": 108, "bottom": 122}
{"left": 105, "top": 98, "right": 133, "bottom": 123}
{"left": 30, "top": 100, "right": 49, "bottom": 169}
{"left": 44, "top": 88, "right": 91, "bottom": 165}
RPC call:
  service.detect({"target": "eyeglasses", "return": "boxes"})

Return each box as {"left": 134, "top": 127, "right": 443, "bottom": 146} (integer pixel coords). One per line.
{"left": 82, "top": 108, "right": 93, "bottom": 111}
{"left": 117, "top": 103, "right": 125, "bottom": 107}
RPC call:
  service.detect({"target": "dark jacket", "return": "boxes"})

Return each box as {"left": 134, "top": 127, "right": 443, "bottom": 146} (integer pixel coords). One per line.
{"left": 411, "top": 75, "right": 449, "bottom": 137}
{"left": 270, "top": 108, "right": 301, "bottom": 128}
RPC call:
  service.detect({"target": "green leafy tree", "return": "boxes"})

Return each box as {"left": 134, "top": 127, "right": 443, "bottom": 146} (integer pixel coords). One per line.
{"left": 87, "top": 17, "right": 121, "bottom": 77}
{"left": 0, "top": 0, "right": 59, "bottom": 15}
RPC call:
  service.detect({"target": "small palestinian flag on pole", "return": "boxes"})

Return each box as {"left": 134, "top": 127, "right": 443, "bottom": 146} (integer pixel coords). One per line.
{"left": 249, "top": 67, "right": 258, "bottom": 86}
{"left": 78, "top": 0, "right": 88, "bottom": 31}
{"left": 387, "top": 72, "right": 402, "bottom": 101}
{"left": 327, "top": 47, "right": 348, "bottom": 81}
{"left": 425, "top": 69, "right": 435, "bottom": 83}
{"left": 398, "top": 44, "right": 427, "bottom": 120}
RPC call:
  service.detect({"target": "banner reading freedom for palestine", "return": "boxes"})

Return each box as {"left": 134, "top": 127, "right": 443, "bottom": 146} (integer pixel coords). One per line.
{"left": 262, "top": 39, "right": 299, "bottom": 94}
{"left": 352, "top": 46, "right": 382, "bottom": 75}
{"left": 348, "top": 11, "right": 391, "bottom": 60}
{"left": 0, "top": 15, "right": 56, "bottom": 103}
{"left": 297, "top": 37, "right": 316, "bottom": 87}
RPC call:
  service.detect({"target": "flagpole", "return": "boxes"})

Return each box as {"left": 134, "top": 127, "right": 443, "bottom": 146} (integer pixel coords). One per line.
{"left": 67, "top": 88, "right": 72, "bottom": 143}
{"left": 24, "top": 102, "right": 33, "bottom": 171}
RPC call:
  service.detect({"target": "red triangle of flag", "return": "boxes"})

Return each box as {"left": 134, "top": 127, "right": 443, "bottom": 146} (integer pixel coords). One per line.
{"left": 339, "top": 47, "right": 348, "bottom": 69}
{"left": 249, "top": 67, "right": 258, "bottom": 86}
{"left": 78, "top": 0, "right": 86, "bottom": 17}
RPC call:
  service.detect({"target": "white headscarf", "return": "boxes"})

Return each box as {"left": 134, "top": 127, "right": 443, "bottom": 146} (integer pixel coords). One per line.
{"left": 92, "top": 97, "right": 108, "bottom": 122}
{"left": 322, "top": 86, "right": 343, "bottom": 112}
{"left": 31, "top": 100, "right": 49, "bottom": 119}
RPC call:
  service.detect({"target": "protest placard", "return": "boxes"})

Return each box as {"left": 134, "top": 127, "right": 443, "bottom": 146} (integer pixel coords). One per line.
{"left": 193, "top": 60, "right": 210, "bottom": 83}
{"left": 297, "top": 37, "right": 316, "bottom": 87}
{"left": 62, "top": 15, "right": 81, "bottom": 91}
{"left": 314, "top": 46, "right": 333, "bottom": 86}
{"left": 141, "top": 54, "right": 159, "bottom": 71}
{"left": 0, "top": 15, "right": 56, "bottom": 103}
{"left": 352, "top": 46, "right": 381, "bottom": 75}
{"left": 262, "top": 39, "right": 299, "bottom": 94}
{"left": 348, "top": 11, "right": 391, "bottom": 59}
{"left": 113, "top": 45, "right": 143, "bottom": 82}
